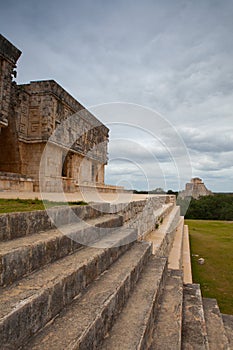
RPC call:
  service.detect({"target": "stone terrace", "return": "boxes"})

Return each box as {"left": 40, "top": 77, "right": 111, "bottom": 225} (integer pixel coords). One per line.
{"left": 0, "top": 195, "right": 232, "bottom": 349}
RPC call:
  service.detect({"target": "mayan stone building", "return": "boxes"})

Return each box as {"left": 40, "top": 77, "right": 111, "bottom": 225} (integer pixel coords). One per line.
{"left": 180, "top": 177, "right": 213, "bottom": 199}
{"left": 0, "top": 34, "right": 110, "bottom": 192}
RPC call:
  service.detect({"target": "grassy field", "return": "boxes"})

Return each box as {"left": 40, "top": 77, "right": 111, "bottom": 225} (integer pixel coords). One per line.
{"left": 186, "top": 219, "right": 233, "bottom": 314}
{"left": 0, "top": 198, "right": 87, "bottom": 213}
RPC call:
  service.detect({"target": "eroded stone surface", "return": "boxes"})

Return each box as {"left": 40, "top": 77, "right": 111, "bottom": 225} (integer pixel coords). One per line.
{"left": 24, "top": 242, "right": 151, "bottom": 350}
{"left": 182, "top": 284, "right": 209, "bottom": 349}
{"left": 203, "top": 298, "right": 229, "bottom": 350}
{"left": 0, "top": 228, "right": 137, "bottom": 349}
{"left": 150, "top": 269, "right": 183, "bottom": 350}
{"left": 99, "top": 257, "right": 167, "bottom": 350}
{"left": 0, "top": 214, "right": 123, "bottom": 286}
{"left": 222, "top": 314, "right": 233, "bottom": 348}
{"left": 0, "top": 193, "right": 232, "bottom": 350}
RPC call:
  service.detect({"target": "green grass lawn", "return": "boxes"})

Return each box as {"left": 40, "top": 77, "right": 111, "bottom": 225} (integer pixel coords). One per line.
{"left": 186, "top": 219, "right": 233, "bottom": 314}
{"left": 0, "top": 198, "right": 87, "bottom": 213}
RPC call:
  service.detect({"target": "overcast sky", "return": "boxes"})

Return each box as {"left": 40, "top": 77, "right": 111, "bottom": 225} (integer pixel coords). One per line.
{"left": 1, "top": 0, "right": 233, "bottom": 191}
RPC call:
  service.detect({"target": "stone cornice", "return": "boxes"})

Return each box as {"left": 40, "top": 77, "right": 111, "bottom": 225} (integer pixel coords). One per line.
{"left": 0, "top": 34, "right": 21, "bottom": 64}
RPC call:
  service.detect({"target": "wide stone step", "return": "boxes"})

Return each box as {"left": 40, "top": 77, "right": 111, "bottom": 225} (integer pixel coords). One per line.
{"left": 203, "top": 298, "right": 229, "bottom": 350}
{"left": 0, "top": 203, "right": 110, "bottom": 242}
{"left": 0, "top": 227, "right": 137, "bottom": 349}
{"left": 182, "top": 284, "right": 209, "bottom": 350}
{"left": 23, "top": 242, "right": 152, "bottom": 350}
{"left": 0, "top": 214, "right": 123, "bottom": 286}
{"left": 98, "top": 257, "right": 167, "bottom": 350}
{"left": 145, "top": 205, "right": 180, "bottom": 257}
{"left": 168, "top": 216, "right": 184, "bottom": 270}
{"left": 222, "top": 314, "right": 233, "bottom": 349}
{"left": 150, "top": 269, "right": 183, "bottom": 350}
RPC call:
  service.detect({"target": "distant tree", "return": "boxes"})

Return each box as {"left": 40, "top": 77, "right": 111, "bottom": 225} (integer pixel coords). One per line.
{"left": 133, "top": 190, "right": 148, "bottom": 194}
{"left": 181, "top": 194, "right": 233, "bottom": 220}
{"left": 149, "top": 188, "right": 166, "bottom": 194}
{"left": 167, "top": 189, "right": 178, "bottom": 197}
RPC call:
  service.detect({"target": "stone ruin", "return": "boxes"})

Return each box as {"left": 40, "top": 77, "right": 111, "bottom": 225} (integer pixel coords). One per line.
{"left": 0, "top": 34, "right": 233, "bottom": 349}
{"left": 0, "top": 195, "right": 232, "bottom": 349}
{"left": 180, "top": 177, "right": 213, "bottom": 199}
{"left": 0, "top": 34, "right": 118, "bottom": 193}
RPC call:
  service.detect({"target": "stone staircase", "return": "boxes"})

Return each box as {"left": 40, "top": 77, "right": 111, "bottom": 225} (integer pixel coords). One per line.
{"left": 0, "top": 196, "right": 232, "bottom": 349}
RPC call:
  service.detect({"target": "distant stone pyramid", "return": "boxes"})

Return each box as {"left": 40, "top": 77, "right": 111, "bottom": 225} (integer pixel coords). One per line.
{"left": 180, "top": 177, "right": 213, "bottom": 199}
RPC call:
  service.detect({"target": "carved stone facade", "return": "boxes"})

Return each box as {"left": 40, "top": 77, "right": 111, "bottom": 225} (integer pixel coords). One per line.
{"left": 180, "top": 177, "right": 213, "bottom": 199}
{"left": 0, "top": 35, "right": 109, "bottom": 192}
{"left": 0, "top": 35, "right": 21, "bottom": 129}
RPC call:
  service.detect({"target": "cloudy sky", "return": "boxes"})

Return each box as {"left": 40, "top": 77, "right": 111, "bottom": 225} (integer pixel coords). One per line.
{"left": 1, "top": 0, "right": 233, "bottom": 191}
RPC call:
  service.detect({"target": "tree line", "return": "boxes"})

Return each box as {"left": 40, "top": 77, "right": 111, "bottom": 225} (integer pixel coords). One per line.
{"left": 178, "top": 194, "right": 233, "bottom": 220}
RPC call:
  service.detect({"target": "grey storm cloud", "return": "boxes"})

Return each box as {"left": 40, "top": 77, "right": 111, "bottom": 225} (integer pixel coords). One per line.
{"left": 1, "top": 0, "right": 233, "bottom": 191}
{"left": 191, "top": 151, "right": 233, "bottom": 172}
{"left": 179, "top": 127, "right": 233, "bottom": 153}
{"left": 109, "top": 140, "right": 171, "bottom": 163}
